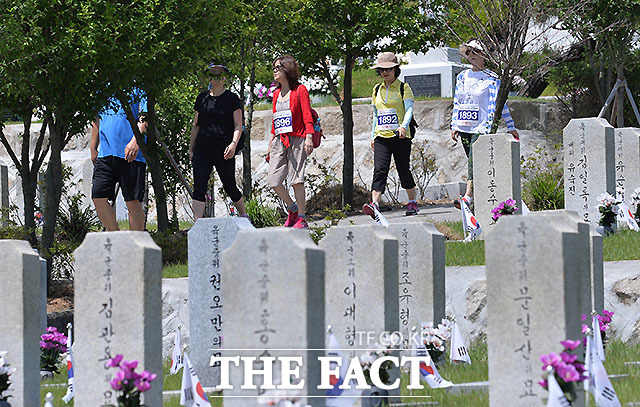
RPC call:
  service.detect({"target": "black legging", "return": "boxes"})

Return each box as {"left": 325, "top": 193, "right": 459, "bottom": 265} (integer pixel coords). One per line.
{"left": 192, "top": 146, "right": 242, "bottom": 202}
{"left": 372, "top": 136, "right": 416, "bottom": 193}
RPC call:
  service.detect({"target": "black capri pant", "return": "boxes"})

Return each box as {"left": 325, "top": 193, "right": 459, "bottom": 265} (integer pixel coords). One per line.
{"left": 372, "top": 136, "right": 416, "bottom": 193}
{"left": 192, "top": 146, "right": 242, "bottom": 203}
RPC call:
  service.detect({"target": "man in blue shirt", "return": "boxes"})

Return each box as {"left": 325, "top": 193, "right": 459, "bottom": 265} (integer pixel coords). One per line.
{"left": 90, "top": 92, "right": 148, "bottom": 230}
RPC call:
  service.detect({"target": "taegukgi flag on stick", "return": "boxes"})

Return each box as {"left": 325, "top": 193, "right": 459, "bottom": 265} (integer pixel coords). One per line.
{"left": 326, "top": 331, "right": 358, "bottom": 406}
{"left": 449, "top": 320, "right": 471, "bottom": 364}
{"left": 180, "top": 353, "right": 212, "bottom": 407}
{"left": 592, "top": 315, "right": 605, "bottom": 362}
{"left": 460, "top": 197, "right": 481, "bottom": 242}
{"left": 170, "top": 326, "right": 184, "bottom": 375}
{"left": 411, "top": 339, "right": 453, "bottom": 388}
{"left": 617, "top": 201, "right": 639, "bottom": 231}
{"left": 62, "top": 323, "right": 74, "bottom": 403}
{"left": 590, "top": 343, "right": 620, "bottom": 407}
{"left": 546, "top": 368, "right": 570, "bottom": 407}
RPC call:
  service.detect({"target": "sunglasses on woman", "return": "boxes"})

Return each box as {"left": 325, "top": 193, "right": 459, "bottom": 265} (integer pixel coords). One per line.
{"left": 377, "top": 67, "right": 394, "bottom": 73}
{"left": 273, "top": 65, "right": 285, "bottom": 73}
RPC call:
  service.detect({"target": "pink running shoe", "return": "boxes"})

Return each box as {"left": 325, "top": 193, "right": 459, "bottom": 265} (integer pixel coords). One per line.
{"left": 405, "top": 201, "right": 419, "bottom": 216}
{"left": 362, "top": 202, "right": 378, "bottom": 219}
{"left": 284, "top": 210, "right": 299, "bottom": 227}
{"left": 292, "top": 217, "right": 309, "bottom": 229}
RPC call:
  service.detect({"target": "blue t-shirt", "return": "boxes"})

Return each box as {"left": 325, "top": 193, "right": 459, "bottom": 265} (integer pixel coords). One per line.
{"left": 98, "top": 91, "right": 148, "bottom": 163}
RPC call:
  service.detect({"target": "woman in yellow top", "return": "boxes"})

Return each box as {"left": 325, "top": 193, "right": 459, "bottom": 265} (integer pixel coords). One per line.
{"left": 363, "top": 52, "right": 419, "bottom": 219}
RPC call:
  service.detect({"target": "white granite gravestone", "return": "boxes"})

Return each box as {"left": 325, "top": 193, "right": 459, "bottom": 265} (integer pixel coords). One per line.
{"left": 188, "top": 217, "right": 254, "bottom": 387}
{"left": 319, "top": 225, "right": 400, "bottom": 354}
{"left": 473, "top": 133, "right": 522, "bottom": 237}
{"left": 564, "top": 118, "right": 615, "bottom": 224}
{"left": 74, "top": 232, "right": 162, "bottom": 406}
{"left": 221, "top": 229, "right": 325, "bottom": 407}
{"left": 485, "top": 211, "right": 586, "bottom": 407}
{"left": 0, "top": 240, "right": 41, "bottom": 406}
{"left": 0, "top": 163, "right": 8, "bottom": 227}
{"left": 387, "top": 221, "right": 445, "bottom": 339}
{"left": 614, "top": 127, "right": 640, "bottom": 200}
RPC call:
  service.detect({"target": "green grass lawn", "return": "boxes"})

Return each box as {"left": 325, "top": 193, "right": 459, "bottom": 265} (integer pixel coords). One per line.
{"left": 40, "top": 339, "right": 639, "bottom": 406}
{"left": 439, "top": 221, "right": 640, "bottom": 266}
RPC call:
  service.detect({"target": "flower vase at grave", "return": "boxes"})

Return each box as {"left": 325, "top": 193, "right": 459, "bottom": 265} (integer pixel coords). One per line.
{"left": 361, "top": 386, "right": 389, "bottom": 407}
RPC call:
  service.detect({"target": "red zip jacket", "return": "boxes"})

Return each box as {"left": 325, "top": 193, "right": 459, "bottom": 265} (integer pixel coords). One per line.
{"left": 271, "top": 84, "right": 315, "bottom": 148}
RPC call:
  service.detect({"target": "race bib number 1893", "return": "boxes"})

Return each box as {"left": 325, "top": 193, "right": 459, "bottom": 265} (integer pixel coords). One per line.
{"left": 457, "top": 104, "right": 479, "bottom": 127}
{"left": 273, "top": 110, "right": 293, "bottom": 135}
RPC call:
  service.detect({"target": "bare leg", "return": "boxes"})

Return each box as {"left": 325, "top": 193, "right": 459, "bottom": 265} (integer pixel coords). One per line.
{"left": 126, "top": 200, "right": 145, "bottom": 231}
{"left": 406, "top": 187, "right": 416, "bottom": 201}
{"left": 292, "top": 183, "right": 306, "bottom": 215}
{"left": 93, "top": 198, "right": 119, "bottom": 231}
{"left": 372, "top": 190, "right": 383, "bottom": 205}
{"left": 233, "top": 197, "right": 247, "bottom": 217}
{"left": 465, "top": 180, "right": 473, "bottom": 198}
{"left": 193, "top": 199, "right": 206, "bottom": 221}
{"left": 272, "top": 185, "right": 294, "bottom": 209}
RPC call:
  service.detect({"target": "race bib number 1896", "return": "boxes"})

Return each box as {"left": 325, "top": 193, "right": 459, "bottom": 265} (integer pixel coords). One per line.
{"left": 274, "top": 110, "right": 293, "bottom": 135}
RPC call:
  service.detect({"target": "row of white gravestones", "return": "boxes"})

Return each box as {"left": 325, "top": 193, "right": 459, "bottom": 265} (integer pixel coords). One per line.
{"left": 183, "top": 219, "right": 446, "bottom": 404}
{"left": 485, "top": 210, "right": 592, "bottom": 407}
{"left": 473, "top": 133, "right": 522, "bottom": 237}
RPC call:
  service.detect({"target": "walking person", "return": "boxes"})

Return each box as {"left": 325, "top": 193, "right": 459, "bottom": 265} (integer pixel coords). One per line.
{"left": 91, "top": 89, "right": 148, "bottom": 231}
{"left": 363, "top": 52, "right": 419, "bottom": 221}
{"left": 189, "top": 62, "right": 247, "bottom": 221}
{"left": 451, "top": 39, "right": 519, "bottom": 209}
{"left": 267, "top": 55, "right": 314, "bottom": 229}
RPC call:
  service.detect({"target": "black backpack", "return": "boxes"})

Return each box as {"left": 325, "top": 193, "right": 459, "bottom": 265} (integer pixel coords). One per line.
{"left": 374, "top": 82, "right": 419, "bottom": 137}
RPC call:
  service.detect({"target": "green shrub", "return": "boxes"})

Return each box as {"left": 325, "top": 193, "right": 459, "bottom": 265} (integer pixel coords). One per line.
{"left": 56, "top": 193, "right": 101, "bottom": 244}
{"left": 309, "top": 205, "right": 352, "bottom": 244}
{"left": 0, "top": 225, "right": 33, "bottom": 241}
{"left": 521, "top": 144, "right": 564, "bottom": 211}
{"left": 150, "top": 230, "right": 188, "bottom": 266}
{"left": 245, "top": 196, "right": 282, "bottom": 228}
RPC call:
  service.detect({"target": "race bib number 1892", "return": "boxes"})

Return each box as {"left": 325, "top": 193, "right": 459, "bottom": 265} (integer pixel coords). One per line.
{"left": 274, "top": 110, "right": 293, "bottom": 135}
{"left": 377, "top": 108, "right": 399, "bottom": 131}
{"left": 457, "top": 104, "right": 479, "bottom": 127}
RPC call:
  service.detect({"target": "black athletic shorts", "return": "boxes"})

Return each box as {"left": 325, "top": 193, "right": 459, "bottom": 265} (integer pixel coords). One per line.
{"left": 91, "top": 156, "right": 146, "bottom": 202}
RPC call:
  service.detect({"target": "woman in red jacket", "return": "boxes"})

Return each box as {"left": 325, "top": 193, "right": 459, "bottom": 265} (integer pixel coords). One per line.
{"left": 267, "top": 55, "right": 314, "bottom": 229}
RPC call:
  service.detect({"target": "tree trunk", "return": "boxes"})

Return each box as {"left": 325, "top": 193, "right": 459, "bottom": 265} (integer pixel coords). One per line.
{"left": 121, "top": 93, "right": 170, "bottom": 232}
{"left": 145, "top": 98, "right": 170, "bottom": 232}
{"left": 243, "top": 58, "right": 257, "bottom": 199}
{"left": 41, "top": 116, "right": 65, "bottom": 293}
{"left": 491, "top": 73, "right": 513, "bottom": 134}
{"left": 341, "top": 55, "right": 356, "bottom": 207}
{"left": 20, "top": 115, "right": 38, "bottom": 245}
{"left": 615, "top": 47, "right": 625, "bottom": 128}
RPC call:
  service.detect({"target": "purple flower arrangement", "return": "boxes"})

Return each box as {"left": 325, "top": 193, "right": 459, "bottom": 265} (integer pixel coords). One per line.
{"left": 491, "top": 199, "right": 518, "bottom": 222}
{"left": 107, "top": 354, "right": 157, "bottom": 407}
{"left": 582, "top": 309, "right": 614, "bottom": 346}
{"left": 40, "top": 326, "right": 68, "bottom": 373}
{"left": 539, "top": 340, "right": 586, "bottom": 403}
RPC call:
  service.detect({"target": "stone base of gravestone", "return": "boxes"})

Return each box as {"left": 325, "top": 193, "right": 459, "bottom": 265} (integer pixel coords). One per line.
{"left": 74, "top": 232, "right": 162, "bottom": 407}
{"left": 564, "top": 118, "right": 615, "bottom": 225}
{"left": 472, "top": 133, "right": 522, "bottom": 238}
{"left": 188, "top": 217, "right": 255, "bottom": 388}
{"left": 485, "top": 211, "right": 587, "bottom": 407}
{"left": 387, "top": 221, "right": 445, "bottom": 339}
{"left": 0, "top": 240, "right": 42, "bottom": 406}
{"left": 222, "top": 229, "right": 324, "bottom": 407}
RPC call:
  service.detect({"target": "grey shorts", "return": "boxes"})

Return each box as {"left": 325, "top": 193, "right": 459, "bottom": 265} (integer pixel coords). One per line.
{"left": 267, "top": 136, "right": 307, "bottom": 187}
